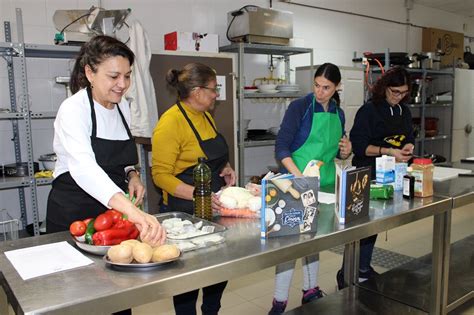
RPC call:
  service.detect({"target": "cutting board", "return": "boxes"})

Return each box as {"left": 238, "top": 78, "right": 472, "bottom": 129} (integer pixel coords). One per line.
{"left": 433, "top": 167, "right": 472, "bottom": 182}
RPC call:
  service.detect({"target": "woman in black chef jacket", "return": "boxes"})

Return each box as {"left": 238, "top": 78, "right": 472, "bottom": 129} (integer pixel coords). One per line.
{"left": 152, "top": 63, "right": 235, "bottom": 315}
{"left": 336, "top": 66, "right": 414, "bottom": 289}
{"left": 46, "top": 36, "right": 165, "bottom": 252}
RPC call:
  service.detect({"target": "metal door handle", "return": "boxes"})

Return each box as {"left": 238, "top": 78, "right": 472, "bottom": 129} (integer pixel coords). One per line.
{"left": 465, "top": 124, "right": 472, "bottom": 134}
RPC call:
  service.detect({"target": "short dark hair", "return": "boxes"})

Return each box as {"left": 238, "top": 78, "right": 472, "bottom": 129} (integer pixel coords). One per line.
{"left": 314, "top": 63, "right": 342, "bottom": 106}
{"left": 166, "top": 63, "right": 216, "bottom": 100}
{"left": 371, "top": 66, "right": 411, "bottom": 103}
{"left": 70, "top": 35, "right": 134, "bottom": 94}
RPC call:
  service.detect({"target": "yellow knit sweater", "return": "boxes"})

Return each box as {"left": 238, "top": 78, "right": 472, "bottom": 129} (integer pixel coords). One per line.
{"left": 151, "top": 101, "right": 218, "bottom": 202}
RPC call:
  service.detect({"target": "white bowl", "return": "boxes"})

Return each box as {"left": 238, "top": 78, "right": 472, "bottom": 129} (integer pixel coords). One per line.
{"left": 258, "top": 84, "right": 278, "bottom": 92}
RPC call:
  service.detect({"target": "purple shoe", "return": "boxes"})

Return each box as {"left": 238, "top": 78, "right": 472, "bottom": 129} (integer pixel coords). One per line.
{"left": 301, "top": 286, "right": 324, "bottom": 304}
{"left": 268, "top": 298, "right": 287, "bottom": 315}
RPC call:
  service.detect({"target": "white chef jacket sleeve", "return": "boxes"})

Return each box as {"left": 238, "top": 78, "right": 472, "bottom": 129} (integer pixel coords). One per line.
{"left": 54, "top": 99, "right": 123, "bottom": 208}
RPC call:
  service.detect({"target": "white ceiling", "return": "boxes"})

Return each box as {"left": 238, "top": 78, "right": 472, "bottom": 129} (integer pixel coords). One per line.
{"left": 414, "top": 0, "right": 474, "bottom": 17}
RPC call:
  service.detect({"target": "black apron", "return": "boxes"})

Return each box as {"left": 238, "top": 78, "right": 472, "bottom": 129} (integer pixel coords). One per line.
{"left": 46, "top": 87, "right": 138, "bottom": 233}
{"left": 162, "top": 102, "right": 229, "bottom": 215}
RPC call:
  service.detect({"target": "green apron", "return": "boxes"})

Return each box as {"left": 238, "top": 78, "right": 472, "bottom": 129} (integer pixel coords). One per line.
{"left": 292, "top": 97, "right": 342, "bottom": 186}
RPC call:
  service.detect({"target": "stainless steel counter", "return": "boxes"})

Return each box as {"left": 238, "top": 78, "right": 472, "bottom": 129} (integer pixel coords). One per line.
{"left": 0, "top": 194, "right": 451, "bottom": 314}
{"left": 359, "top": 235, "right": 473, "bottom": 314}
{"left": 434, "top": 162, "right": 474, "bottom": 208}
{"left": 286, "top": 286, "right": 427, "bottom": 315}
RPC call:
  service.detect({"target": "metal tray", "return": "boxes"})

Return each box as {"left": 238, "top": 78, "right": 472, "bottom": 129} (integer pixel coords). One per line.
{"left": 75, "top": 240, "right": 110, "bottom": 255}
{"left": 103, "top": 253, "right": 180, "bottom": 270}
{"left": 155, "top": 212, "right": 227, "bottom": 252}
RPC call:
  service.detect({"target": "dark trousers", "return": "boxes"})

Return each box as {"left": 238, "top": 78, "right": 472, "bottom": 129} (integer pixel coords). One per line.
{"left": 173, "top": 281, "right": 227, "bottom": 315}
{"left": 359, "top": 234, "right": 377, "bottom": 271}
{"left": 341, "top": 234, "right": 377, "bottom": 272}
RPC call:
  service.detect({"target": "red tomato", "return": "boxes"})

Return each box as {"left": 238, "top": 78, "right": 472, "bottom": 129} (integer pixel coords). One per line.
{"left": 105, "top": 209, "right": 123, "bottom": 223}
{"left": 93, "top": 213, "right": 114, "bottom": 231}
{"left": 69, "top": 220, "right": 87, "bottom": 236}
{"left": 83, "top": 218, "right": 93, "bottom": 226}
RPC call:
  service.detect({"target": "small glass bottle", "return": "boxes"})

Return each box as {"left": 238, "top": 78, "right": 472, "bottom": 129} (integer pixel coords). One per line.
{"left": 193, "top": 157, "right": 212, "bottom": 220}
{"left": 403, "top": 172, "right": 415, "bottom": 199}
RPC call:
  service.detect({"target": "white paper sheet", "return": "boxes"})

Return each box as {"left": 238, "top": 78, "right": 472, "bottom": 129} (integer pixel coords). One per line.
{"left": 5, "top": 241, "right": 94, "bottom": 280}
{"left": 318, "top": 192, "right": 336, "bottom": 204}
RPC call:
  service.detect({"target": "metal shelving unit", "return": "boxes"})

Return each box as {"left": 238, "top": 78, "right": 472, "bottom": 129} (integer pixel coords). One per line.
{"left": 219, "top": 43, "right": 313, "bottom": 185}
{"left": 0, "top": 9, "right": 79, "bottom": 235}
{"left": 368, "top": 52, "right": 455, "bottom": 162}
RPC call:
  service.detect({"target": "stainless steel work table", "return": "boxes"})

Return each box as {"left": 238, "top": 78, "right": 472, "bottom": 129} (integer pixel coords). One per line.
{"left": 0, "top": 194, "right": 451, "bottom": 314}
{"left": 359, "top": 172, "right": 474, "bottom": 315}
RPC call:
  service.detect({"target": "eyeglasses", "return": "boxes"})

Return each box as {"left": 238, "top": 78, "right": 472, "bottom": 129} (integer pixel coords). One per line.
{"left": 199, "top": 86, "right": 220, "bottom": 94}
{"left": 388, "top": 87, "right": 409, "bottom": 97}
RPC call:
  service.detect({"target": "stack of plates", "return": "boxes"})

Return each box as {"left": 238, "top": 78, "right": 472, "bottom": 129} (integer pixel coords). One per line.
{"left": 277, "top": 84, "right": 300, "bottom": 93}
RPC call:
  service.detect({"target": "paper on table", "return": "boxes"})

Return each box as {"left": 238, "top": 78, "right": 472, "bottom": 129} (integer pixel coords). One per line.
{"left": 5, "top": 241, "right": 94, "bottom": 280}
{"left": 318, "top": 191, "right": 336, "bottom": 204}
{"left": 433, "top": 167, "right": 472, "bottom": 182}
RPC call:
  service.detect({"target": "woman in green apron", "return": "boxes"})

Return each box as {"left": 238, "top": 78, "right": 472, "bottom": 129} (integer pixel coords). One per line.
{"left": 270, "top": 63, "right": 352, "bottom": 314}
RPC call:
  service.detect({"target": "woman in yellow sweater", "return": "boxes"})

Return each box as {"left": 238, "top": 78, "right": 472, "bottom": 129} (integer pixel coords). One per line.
{"left": 151, "top": 63, "right": 235, "bottom": 315}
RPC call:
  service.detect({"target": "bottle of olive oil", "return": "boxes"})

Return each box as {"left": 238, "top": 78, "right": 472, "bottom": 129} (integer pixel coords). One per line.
{"left": 193, "top": 157, "right": 212, "bottom": 220}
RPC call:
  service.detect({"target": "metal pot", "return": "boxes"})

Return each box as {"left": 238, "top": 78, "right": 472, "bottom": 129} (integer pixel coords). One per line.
{"left": 1, "top": 162, "right": 39, "bottom": 177}
{"left": 408, "top": 54, "right": 421, "bottom": 68}
{"left": 421, "top": 52, "right": 442, "bottom": 70}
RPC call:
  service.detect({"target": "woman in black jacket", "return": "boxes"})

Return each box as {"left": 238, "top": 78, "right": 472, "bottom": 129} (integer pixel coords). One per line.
{"left": 337, "top": 66, "right": 415, "bottom": 288}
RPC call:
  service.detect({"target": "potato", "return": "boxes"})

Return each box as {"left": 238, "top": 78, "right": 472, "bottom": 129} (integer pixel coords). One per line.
{"left": 107, "top": 244, "right": 133, "bottom": 264}
{"left": 132, "top": 242, "right": 153, "bottom": 263}
{"left": 152, "top": 244, "right": 180, "bottom": 262}
{"left": 120, "top": 239, "right": 141, "bottom": 248}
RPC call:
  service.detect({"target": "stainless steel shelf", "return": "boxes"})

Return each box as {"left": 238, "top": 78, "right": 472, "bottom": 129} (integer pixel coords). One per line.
{"left": 0, "top": 176, "right": 53, "bottom": 190}
{"left": 372, "top": 67, "right": 454, "bottom": 75}
{"left": 0, "top": 177, "right": 29, "bottom": 190}
{"left": 415, "top": 134, "right": 451, "bottom": 142}
{"left": 244, "top": 139, "right": 276, "bottom": 147}
{"left": 220, "top": 43, "right": 312, "bottom": 56}
{"left": 286, "top": 286, "right": 426, "bottom": 315}
{"left": 24, "top": 43, "right": 80, "bottom": 59}
{"left": 406, "top": 68, "right": 455, "bottom": 75}
{"left": 358, "top": 235, "right": 474, "bottom": 313}
{"left": 0, "top": 111, "right": 56, "bottom": 120}
{"left": 0, "top": 42, "right": 79, "bottom": 59}
{"left": 408, "top": 102, "right": 452, "bottom": 108}
{"left": 243, "top": 91, "right": 306, "bottom": 98}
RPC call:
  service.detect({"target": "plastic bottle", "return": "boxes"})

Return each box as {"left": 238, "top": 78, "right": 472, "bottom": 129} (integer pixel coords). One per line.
{"left": 411, "top": 158, "right": 434, "bottom": 197}
{"left": 193, "top": 157, "right": 212, "bottom": 220}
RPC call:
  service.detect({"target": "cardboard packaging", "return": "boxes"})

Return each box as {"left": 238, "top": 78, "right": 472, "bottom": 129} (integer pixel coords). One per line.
{"left": 422, "top": 27, "right": 464, "bottom": 66}
{"left": 164, "top": 31, "right": 218, "bottom": 53}
{"left": 335, "top": 165, "right": 371, "bottom": 224}
{"left": 261, "top": 174, "right": 319, "bottom": 238}
{"left": 376, "top": 155, "right": 395, "bottom": 184}
{"left": 394, "top": 163, "right": 408, "bottom": 191}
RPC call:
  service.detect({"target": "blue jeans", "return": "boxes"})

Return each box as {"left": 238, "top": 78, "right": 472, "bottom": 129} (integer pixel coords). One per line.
{"left": 173, "top": 281, "right": 227, "bottom": 315}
